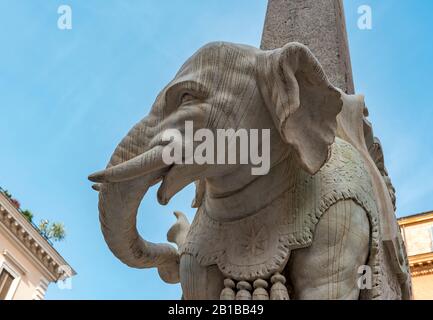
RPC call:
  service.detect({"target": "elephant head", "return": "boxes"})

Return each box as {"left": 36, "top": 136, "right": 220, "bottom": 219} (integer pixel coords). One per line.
{"left": 89, "top": 42, "right": 342, "bottom": 284}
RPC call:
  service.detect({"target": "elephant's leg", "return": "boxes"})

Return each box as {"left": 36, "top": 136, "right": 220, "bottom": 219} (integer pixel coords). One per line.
{"left": 288, "top": 199, "right": 370, "bottom": 300}
{"left": 180, "top": 254, "right": 224, "bottom": 300}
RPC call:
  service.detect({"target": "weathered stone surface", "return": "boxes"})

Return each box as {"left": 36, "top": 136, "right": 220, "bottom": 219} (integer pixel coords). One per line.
{"left": 261, "top": 0, "right": 355, "bottom": 94}
{"left": 89, "top": 41, "right": 411, "bottom": 300}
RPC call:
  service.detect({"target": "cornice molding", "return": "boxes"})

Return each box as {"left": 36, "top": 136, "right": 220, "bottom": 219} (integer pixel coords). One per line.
{"left": 409, "top": 252, "right": 433, "bottom": 277}
{"left": 398, "top": 211, "right": 433, "bottom": 227}
{"left": 0, "top": 193, "right": 75, "bottom": 282}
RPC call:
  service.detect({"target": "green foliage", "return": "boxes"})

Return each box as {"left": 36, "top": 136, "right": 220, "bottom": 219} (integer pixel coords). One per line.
{"left": 38, "top": 219, "right": 66, "bottom": 242}
{"left": 21, "top": 209, "right": 33, "bottom": 223}
{"left": 38, "top": 220, "right": 50, "bottom": 238}
{"left": 2, "top": 189, "right": 12, "bottom": 198}
{"left": 50, "top": 222, "right": 66, "bottom": 241}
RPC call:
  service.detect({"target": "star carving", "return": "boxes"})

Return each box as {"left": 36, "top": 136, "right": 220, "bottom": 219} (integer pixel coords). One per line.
{"left": 240, "top": 223, "right": 268, "bottom": 256}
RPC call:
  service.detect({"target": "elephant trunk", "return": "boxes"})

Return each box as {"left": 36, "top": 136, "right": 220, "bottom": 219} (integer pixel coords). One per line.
{"left": 93, "top": 116, "right": 180, "bottom": 283}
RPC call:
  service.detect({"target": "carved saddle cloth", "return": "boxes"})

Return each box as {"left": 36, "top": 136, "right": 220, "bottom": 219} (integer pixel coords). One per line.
{"left": 181, "top": 138, "right": 379, "bottom": 283}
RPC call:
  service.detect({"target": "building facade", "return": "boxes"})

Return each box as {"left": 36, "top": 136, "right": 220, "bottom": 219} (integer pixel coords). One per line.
{"left": 0, "top": 191, "right": 75, "bottom": 300}
{"left": 398, "top": 211, "right": 433, "bottom": 300}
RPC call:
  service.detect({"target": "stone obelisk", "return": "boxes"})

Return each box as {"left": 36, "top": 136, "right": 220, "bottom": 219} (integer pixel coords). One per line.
{"left": 261, "top": 0, "right": 354, "bottom": 94}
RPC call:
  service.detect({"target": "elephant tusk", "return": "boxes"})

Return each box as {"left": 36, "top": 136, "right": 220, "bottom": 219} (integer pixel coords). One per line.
{"left": 88, "top": 145, "right": 167, "bottom": 183}
{"left": 91, "top": 183, "right": 101, "bottom": 191}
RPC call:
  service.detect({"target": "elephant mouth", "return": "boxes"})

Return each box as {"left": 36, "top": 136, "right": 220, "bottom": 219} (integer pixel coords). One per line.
{"left": 157, "top": 164, "right": 178, "bottom": 204}
{"left": 89, "top": 145, "right": 203, "bottom": 206}
{"left": 157, "top": 163, "right": 207, "bottom": 205}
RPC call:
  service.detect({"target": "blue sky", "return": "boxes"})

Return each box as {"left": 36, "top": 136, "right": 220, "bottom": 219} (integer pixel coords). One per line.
{"left": 0, "top": 0, "right": 431, "bottom": 299}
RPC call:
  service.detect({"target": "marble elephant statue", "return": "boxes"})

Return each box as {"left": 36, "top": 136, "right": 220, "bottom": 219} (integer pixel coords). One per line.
{"left": 89, "top": 42, "right": 411, "bottom": 300}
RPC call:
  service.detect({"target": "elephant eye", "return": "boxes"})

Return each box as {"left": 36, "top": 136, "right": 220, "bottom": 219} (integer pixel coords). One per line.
{"left": 180, "top": 92, "right": 196, "bottom": 105}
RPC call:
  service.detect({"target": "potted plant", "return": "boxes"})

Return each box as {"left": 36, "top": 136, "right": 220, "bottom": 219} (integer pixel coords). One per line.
{"left": 10, "top": 198, "right": 20, "bottom": 209}
{"left": 21, "top": 209, "right": 34, "bottom": 223}
{"left": 2, "top": 189, "right": 12, "bottom": 199}
{"left": 38, "top": 220, "right": 66, "bottom": 242}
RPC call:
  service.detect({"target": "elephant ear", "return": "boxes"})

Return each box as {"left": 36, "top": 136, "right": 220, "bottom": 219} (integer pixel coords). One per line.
{"left": 257, "top": 42, "right": 342, "bottom": 174}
